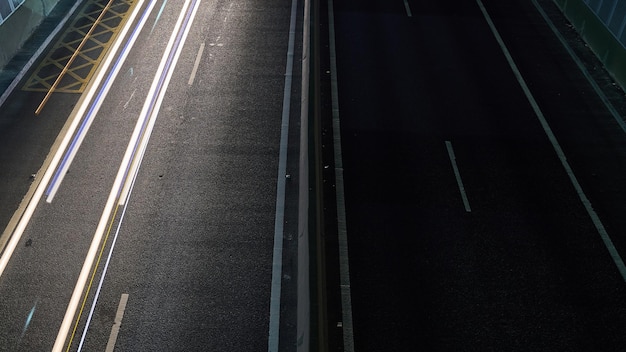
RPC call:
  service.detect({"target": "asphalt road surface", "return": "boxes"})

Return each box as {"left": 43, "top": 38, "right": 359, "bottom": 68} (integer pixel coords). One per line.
{"left": 324, "top": 0, "right": 626, "bottom": 351}
{"left": 5, "top": 0, "right": 626, "bottom": 351}
{"left": 0, "top": 0, "right": 303, "bottom": 351}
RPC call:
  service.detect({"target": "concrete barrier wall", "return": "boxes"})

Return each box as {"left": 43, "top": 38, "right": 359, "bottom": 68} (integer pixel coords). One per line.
{"left": 553, "top": 0, "right": 626, "bottom": 89}
{"left": 0, "top": 0, "right": 60, "bottom": 69}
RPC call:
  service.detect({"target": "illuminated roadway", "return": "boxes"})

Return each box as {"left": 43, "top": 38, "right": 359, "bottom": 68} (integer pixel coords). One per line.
{"left": 0, "top": 0, "right": 303, "bottom": 351}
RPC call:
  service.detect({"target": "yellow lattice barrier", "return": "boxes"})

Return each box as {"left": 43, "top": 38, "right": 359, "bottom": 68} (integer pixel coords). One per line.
{"left": 23, "top": 0, "right": 135, "bottom": 93}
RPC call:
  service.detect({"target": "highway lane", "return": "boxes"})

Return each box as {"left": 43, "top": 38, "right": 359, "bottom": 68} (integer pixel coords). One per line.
{"left": 74, "top": 1, "right": 303, "bottom": 350}
{"left": 326, "top": 0, "right": 626, "bottom": 350}
{"left": 0, "top": 0, "right": 303, "bottom": 351}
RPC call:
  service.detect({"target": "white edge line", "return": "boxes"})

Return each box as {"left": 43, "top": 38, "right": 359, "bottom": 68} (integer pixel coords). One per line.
{"left": 476, "top": 0, "right": 626, "bottom": 280}
{"left": 0, "top": 0, "right": 86, "bottom": 109}
{"left": 328, "top": 0, "right": 355, "bottom": 350}
{"left": 51, "top": 1, "right": 197, "bottom": 351}
{"left": 268, "top": 0, "right": 298, "bottom": 350}
{"left": 187, "top": 42, "right": 205, "bottom": 86}
{"left": 104, "top": 294, "right": 129, "bottom": 352}
{"left": 445, "top": 141, "right": 472, "bottom": 213}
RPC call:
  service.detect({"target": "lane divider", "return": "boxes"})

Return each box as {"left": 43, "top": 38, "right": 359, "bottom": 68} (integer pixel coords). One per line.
{"left": 51, "top": 0, "right": 202, "bottom": 350}
{"left": 187, "top": 42, "right": 205, "bottom": 86}
{"left": 403, "top": 0, "right": 413, "bottom": 17}
{"left": 105, "top": 294, "right": 129, "bottom": 352}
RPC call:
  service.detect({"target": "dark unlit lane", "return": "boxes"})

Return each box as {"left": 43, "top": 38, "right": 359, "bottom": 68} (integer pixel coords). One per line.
{"left": 0, "top": 0, "right": 302, "bottom": 351}
{"left": 327, "top": 0, "right": 626, "bottom": 350}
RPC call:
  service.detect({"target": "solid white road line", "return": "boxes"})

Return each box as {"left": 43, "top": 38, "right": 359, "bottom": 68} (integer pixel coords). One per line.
{"left": 104, "top": 294, "right": 129, "bottom": 352}
{"left": 445, "top": 141, "right": 472, "bottom": 213}
{"left": 268, "top": 0, "right": 298, "bottom": 350}
{"left": 476, "top": 0, "right": 626, "bottom": 280}
{"left": 328, "top": 0, "right": 355, "bottom": 350}
{"left": 51, "top": 1, "right": 201, "bottom": 351}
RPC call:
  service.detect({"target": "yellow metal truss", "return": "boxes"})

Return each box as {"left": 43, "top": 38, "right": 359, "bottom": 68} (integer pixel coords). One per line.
{"left": 23, "top": 0, "right": 135, "bottom": 93}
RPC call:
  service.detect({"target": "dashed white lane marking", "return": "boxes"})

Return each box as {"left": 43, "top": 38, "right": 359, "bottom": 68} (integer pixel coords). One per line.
{"left": 105, "top": 294, "right": 129, "bottom": 352}
{"left": 188, "top": 42, "right": 205, "bottom": 86}
{"left": 445, "top": 141, "right": 471, "bottom": 213}
{"left": 403, "top": 0, "right": 413, "bottom": 17}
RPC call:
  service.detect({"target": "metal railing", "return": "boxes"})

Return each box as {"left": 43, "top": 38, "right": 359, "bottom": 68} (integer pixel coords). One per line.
{"left": 0, "top": 0, "right": 25, "bottom": 25}
{"left": 583, "top": 0, "right": 626, "bottom": 46}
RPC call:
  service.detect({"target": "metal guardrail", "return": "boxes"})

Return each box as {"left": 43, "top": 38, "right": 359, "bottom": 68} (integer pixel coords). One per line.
{"left": 0, "top": 0, "right": 26, "bottom": 25}
{"left": 583, "top": 0, "right": 626, "bottom": 46}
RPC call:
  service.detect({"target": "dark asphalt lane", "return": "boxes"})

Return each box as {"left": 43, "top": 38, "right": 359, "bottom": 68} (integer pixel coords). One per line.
{"left": 326, "top": 0, "right": 626, "bottom": 350}
{"left": 0, "top": 0, "right": 303, "bottom": 351}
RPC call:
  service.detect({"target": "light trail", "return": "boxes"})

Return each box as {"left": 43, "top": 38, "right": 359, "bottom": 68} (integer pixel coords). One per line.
{"left": 51, "top": 0, "right": 202, "bottom": 350}
{"left": 0, "top": 0, "right": 147, "bottom": 281}
{"left": 105, "top": 294, "right": 129, "bottom": 352}
{"left": 46, "top": 0, "right": 156, "bottom": 203}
